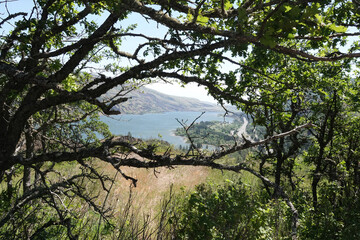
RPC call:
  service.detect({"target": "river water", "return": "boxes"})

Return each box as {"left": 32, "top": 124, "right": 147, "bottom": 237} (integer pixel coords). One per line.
{"left": 100, "top": 111, "right": 232, "bottom": 147}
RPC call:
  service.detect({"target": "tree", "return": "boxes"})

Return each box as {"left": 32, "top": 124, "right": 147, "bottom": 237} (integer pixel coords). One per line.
{"left": 236, "top": 47, "right": 354, "bottom": 198}
{"left": 0, "top": 0, "right": 359, "bottom": 239}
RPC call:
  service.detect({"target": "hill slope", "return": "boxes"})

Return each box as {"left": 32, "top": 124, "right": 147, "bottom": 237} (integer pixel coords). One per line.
{"left": 109, "top": 87, "right": 222, "bottom": 114}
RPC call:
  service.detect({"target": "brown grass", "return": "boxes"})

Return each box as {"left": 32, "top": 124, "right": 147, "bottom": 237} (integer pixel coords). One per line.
{"left": 96, "top": 160, "right": 211, "bottom": 215}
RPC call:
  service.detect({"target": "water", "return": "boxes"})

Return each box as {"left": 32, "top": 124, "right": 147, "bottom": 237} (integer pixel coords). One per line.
{"left": 101, "top": 111, "right": 232, "bottom": 147}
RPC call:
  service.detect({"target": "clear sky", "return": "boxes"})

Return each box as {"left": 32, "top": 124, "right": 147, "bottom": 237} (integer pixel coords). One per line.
{"left": 147, "top": 82, "right": 217, "bottom": 103}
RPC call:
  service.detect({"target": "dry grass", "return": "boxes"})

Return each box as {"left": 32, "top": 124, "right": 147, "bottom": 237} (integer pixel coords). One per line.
{"left": 89, "top": 150, "right": 252, "bottom": 219}
{"left": 96, "top": 160, "right": 211, "bottom": 215}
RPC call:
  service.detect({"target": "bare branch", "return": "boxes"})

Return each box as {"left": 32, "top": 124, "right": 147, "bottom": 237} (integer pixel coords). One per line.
{"left": 0, "top": 12, "right": 27, "bottom": 27}
{"left": 176, "top": 112, "right": 205, "bottom": 156}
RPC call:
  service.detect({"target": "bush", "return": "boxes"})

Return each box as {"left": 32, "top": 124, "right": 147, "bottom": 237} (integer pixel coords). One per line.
{"left": 170, "top": 180, "right": 293, "bottom": 240}
{"left": 299, "top": 182, "right": 360, "bottom": 240}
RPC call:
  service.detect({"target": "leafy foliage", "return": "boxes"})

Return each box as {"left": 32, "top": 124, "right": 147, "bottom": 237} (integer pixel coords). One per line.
{"left": 0, "top": 0, "right": 360, "bottom": 239}
{"left": 169, "top": 180, "right": 292, "bottom": 240}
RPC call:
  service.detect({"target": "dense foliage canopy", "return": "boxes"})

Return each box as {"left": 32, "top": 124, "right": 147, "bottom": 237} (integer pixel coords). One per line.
{"left": 0, "top": 0, "right": 359, "bottom": 239}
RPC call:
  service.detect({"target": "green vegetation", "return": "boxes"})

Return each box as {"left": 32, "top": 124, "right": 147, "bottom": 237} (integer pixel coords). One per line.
{"left": 175, "top": 119, "right": 244, "bottom": 146}
{"left": 1, "top": 0, "right": 360, "bottom": 239}
{"left": 170, "top": 180, "right": 284, "bottom": 240}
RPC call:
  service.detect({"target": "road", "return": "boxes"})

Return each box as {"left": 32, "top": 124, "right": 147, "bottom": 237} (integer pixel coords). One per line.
{"left": 238, "top": 117, "right": 249, "bottom": 137}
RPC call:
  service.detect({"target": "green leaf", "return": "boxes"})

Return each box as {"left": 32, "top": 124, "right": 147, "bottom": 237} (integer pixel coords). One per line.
{"left": 260, "top": 36, "right": 277, "bottom": 48}
{"left": 287, "top": 33, "right": 295, "bottom": 39}
{"left": 284, "top": 6, "right": 292, "bottom": 13}
{"left": 224, "top": 1, "right": 232, "bottom": 11}
{"left": 328, "top": 23, "right": 347, "bottom": 33}
{"left": 197, "top": 14, "right": 209, "bottom": 25}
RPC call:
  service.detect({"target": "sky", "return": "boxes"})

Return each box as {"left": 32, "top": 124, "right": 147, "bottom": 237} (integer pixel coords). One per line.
{"left": 118, "top": 11, "right": 219, "bottom": 103}
{"left": 118, "top": 11, "right": 218, "bottom": 103}
{"left": 0, "top": 0, "right": 219, "bottom": 103}
{"left": 147, "top": 82, "right": 217, "bottom": 103}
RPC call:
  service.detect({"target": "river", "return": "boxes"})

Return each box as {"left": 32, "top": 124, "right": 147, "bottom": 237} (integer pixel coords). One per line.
{"left": 100, "top": 111, "right": 233, "bottom": 147}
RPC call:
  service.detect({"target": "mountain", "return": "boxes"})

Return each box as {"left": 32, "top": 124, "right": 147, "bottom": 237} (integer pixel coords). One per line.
{"left": 108, "top": 87, "right": 222, "bottom": 114}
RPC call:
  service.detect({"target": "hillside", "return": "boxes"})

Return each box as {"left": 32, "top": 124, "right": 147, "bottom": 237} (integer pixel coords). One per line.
{"left": 108, "top": 87, "right": 222, "bottom": 114}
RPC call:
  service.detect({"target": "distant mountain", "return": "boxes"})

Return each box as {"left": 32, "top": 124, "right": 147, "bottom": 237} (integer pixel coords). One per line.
{"left": 108, "top": 87, "right": 222, "bottom": 114}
